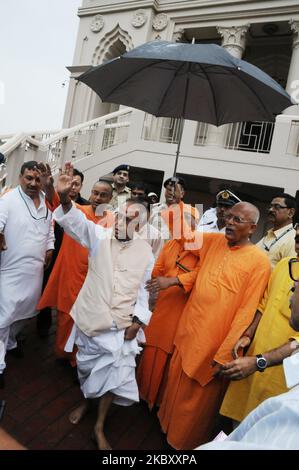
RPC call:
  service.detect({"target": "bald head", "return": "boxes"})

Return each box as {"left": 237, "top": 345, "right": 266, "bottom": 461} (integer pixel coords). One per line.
{"left": 225, "top": 202, "right": 260, "bottom": 247}
{"left": 89, "top": 180, "right": 113, "bottom": 210}
{"left": 93, "top": 180, "right": 113, "bottom": 193}
{"left": 233, "top": 202, "right": 260, "bottom": 224}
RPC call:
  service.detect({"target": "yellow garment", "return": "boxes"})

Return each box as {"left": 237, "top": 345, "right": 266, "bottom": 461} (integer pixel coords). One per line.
{"left": 256, "top": 223, "right": 297, "bottom": 269}
{"left": 220, "top": 257, "right": 299, "bottom": 422}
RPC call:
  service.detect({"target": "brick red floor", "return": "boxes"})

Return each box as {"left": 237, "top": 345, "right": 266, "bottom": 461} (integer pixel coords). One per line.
{"left": 0, "top": 317, "right": 169, "bottom": 450}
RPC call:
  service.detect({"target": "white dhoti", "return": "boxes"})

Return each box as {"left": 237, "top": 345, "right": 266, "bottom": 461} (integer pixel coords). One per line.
{"left": 56, "top": 204, "right": 154, "bottom": 406}
{"left": 66, "top": 324, "right": 145, "bottom": 406}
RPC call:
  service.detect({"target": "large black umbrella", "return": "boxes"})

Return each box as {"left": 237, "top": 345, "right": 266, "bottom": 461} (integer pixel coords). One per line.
{"left": 78, "top": 40, "right": 295, "bottom": 174}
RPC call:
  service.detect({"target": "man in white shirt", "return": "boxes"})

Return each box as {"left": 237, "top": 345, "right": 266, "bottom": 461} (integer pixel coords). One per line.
{"left": 198, "top": 190, "right": 241, "bottom": 233}
{"left": 54, "top": 163, "right": 154, "bottom": 450}
{"left": 0, "top": 161, "right": 54, "bottom": 387}
{"left": 257, "top": 193, "right": 297, "bottom": 269}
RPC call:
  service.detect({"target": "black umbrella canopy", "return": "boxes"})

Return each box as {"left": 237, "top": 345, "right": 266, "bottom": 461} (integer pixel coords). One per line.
{"left": 78, "top": 41, "right": 295, "bottom": 126}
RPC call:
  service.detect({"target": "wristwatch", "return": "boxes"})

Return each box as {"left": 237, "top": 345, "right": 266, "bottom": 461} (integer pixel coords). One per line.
{"left": 132, "top": 315, "right": 143, "bottom": 326}
{"left": 256, "top": 354, "right": 267, "bottom": 372}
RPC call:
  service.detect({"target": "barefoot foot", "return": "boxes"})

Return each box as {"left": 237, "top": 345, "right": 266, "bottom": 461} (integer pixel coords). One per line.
{"left": 69, "top": 401, "right": 89, "bottom": 424}
{"left": 93, "top": 426, "right": 112, "bottom": 450}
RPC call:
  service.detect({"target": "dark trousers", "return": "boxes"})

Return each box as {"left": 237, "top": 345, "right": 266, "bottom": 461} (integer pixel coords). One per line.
{"left": 36, "top": 223, "right": 64, "bottom": 333}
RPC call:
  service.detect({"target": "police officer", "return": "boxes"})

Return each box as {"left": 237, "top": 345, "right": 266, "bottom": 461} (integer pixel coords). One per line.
{"left": 198, "top": 189, "right": 241, "bottom": 233}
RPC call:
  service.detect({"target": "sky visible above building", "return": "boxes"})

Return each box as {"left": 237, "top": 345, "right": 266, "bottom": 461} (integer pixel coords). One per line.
{"left": 0, "top": 0, "right": 82, "bottom": 134}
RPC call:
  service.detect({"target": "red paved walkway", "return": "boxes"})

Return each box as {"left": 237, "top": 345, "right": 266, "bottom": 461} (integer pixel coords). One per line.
{"left": 0, "top": 316, "right": 168, "bottom": 450}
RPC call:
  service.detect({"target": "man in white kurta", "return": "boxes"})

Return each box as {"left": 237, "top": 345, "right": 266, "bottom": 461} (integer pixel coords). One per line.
{"left": 54, "top": 165, "right": 154, "bottom": 449}
{"left": 0, "top": 161, "right": 54, "bottom": 384}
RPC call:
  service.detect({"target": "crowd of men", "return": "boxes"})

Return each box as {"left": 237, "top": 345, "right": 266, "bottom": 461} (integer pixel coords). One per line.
{"left": 0, "top": 159, "right": 299, "bottom": 450}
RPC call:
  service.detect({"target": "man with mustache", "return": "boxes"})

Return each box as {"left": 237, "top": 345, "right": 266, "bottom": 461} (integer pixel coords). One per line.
{"left": 220, "top": 224, "right": 299, "bottom": 426}
{"left": 0, "top": 161, "right": 54, "bottom": 387}
{"left": 110, "top": 164, "right": 131, "bottom": 210}
{"left": 257, "top": 193, "right": 297, "bottom": 269}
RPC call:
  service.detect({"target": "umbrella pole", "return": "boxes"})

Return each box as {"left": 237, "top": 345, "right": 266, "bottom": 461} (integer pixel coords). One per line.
{"left": 173, "top": 117, "right": 185, "bottom": 177}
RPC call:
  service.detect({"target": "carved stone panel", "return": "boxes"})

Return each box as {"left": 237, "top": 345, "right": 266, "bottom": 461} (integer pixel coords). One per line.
{"left": 90, "top": 15, "right": 105, "bottom": 33}
{"left": 152, "top": 13, "right": 168, "bottom": 32}
{"left": 131, "top": 10, "right": 147, "bottom": 28}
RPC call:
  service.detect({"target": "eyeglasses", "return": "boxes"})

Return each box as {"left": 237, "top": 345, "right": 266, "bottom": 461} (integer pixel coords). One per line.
{"left": 224, "top": 214, "right": 254, "bottom": 224}
{"left": 269, "top": 203, "right": 288, "bottom": 211}
{"left": 289, "top": 258, "right": 299, "bottom": 282}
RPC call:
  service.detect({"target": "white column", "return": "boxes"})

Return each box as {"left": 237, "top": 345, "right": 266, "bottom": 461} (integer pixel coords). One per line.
{"left": 202, "top": 25, "right": 249, "bottom": 147}
{"left": 207, "top": 25, "right": 250, "bottom": 148}
{"left": 216, "top": 24, "right": 250, "bottom": 59}
{"left": 286, "top": 20, "right": 299, "bottom": 109}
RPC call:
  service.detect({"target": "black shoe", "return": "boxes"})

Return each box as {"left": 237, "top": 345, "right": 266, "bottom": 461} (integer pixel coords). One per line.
{"left": 36, "top": 308, "right": 52, "bottom": 338}
{"left": 7, "top": 346, "right": 24, "bottom": 359}
{"left": 71, "top": 366, "right": 80, "bottom": 385}
{"left": 0, "top": 374, "right": 5, "bottom": 389}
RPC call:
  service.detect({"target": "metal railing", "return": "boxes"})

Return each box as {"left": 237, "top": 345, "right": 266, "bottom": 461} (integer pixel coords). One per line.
{"left": 0, "top": 163, "right": 7, "bottom": 187}
{"left": 102, "top": 112, "right": 131, "bottom": 150}
{"left": 1, "top": 108, "right": 299, "bottom": 189}
{"left": 286, "top": 120, "right": 299, "bottom": 157}
{"left": 142, "top": 114, "right": 183, "bottom": 144}
{"left": 225, "top": 121, "right": 274, "bottom": 153}
{"left": 194, "top": 122, "right": 209, "bottom": 146}
{"left": 0, "top": 108, "right": 133, "bottom": 185}
{"left": 46, "top": 139, "right": 64, "bottom": 173}
{"left": 70, "top": 123, "right": 101, "bottom": 161}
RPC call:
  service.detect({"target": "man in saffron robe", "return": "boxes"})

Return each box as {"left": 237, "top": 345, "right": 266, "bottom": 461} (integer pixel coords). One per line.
{"left": 137, "top": 206, "right": 200, "bottom": 408}
{"left": 37, "top": 180, "right": 114, "bottom": 366}
{"left": 147, "top": 201, "right": 271, "bottom": 449}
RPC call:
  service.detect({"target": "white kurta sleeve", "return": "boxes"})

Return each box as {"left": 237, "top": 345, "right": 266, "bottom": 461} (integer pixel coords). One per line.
{"left": 54, "top": 204, "right": 107, "bottom": 254}
{"left": 0, "top": 193, "right": 9, "bottom": 232}
{"left": 133, "top": 258, "right": 154, "bottom": 325}
{"left": 46, "top": 216, "right": 55, "bottom": 251}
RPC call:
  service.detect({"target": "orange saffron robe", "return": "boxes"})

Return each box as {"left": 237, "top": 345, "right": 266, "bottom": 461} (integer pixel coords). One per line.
{"left": 38, "top": 204, "right": 111, "bottom": 364}
{"left": 137, "top": 239, "right": 200, "bottom": 408}
{"left": 157, "top": 232, "right": 271, "bottom": 450}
